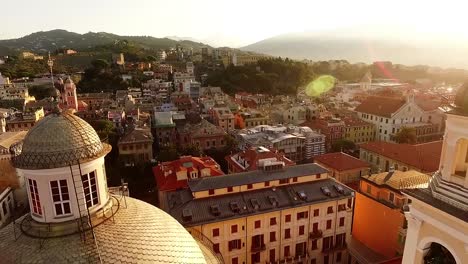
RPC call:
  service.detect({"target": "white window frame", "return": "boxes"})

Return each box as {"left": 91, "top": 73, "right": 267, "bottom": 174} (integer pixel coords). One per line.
{"left": 82, "top": 171, "right": 99, "bottom": 208}
{"left": 50, "top": 180, "right": 72, "bottom": 217}
{"left": 28, "top": 179, "right": 42, "bottom": 216}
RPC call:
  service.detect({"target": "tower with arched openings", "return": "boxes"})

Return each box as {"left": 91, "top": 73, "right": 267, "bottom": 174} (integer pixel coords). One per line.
{"left": 401, "top": 83, "right": 468, "bottom": 264}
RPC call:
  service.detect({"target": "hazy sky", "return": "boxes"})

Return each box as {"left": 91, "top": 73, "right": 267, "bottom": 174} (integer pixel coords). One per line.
{"left": 2, "top": 0, "right": 468, "bottom": 47}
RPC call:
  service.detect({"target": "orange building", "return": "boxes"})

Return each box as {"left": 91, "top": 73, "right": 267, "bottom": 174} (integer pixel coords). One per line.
{"left": 350, "top": 170, "right": 430, "bottom": 261}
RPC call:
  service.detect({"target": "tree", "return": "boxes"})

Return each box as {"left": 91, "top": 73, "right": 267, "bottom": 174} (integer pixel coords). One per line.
{"left": 157, "top": 145, "right": 179, "bottom": 162}
{"left": 394, "top": 127, "right": 417, "bottom": 144}
{"left": 28, "top": 84, "right": 57, "bottom": 100}
{"left": 90, "top": 120, "right": 115, "bottom": 139}
{"left": 331, "top": 139, "right": 356, "bottom": 153}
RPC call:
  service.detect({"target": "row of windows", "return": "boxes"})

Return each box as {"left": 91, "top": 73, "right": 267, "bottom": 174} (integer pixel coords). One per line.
{"left": 28, "top": 171, "right": 99, "bottom": 218}
{"left": 212, "top": 215, "right": 347, "bottom": 237}
{"left": 227, "top": 234, "right": 346, "bottom": 264}
{"left": 207, "top": 174, "right": 322, "bottom": 195}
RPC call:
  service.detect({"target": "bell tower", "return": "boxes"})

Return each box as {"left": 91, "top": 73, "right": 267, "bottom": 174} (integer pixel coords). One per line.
{"left": 62, "top": 77, "right": 78, "bottom": 111}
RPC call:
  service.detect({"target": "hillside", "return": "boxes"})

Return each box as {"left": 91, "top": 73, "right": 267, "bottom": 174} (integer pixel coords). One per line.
{"left": 241, "top": 31, "right": 468, "bottom": 69}
{"left": 0, "top": 29, "right": 211, "bottom": 55}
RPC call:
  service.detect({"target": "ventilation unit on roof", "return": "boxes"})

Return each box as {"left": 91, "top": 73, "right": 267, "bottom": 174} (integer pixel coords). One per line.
{"left": 320, "top": 186, "right": 331, "bottom": 196}
{"left": 210, "top": 204, "right": 221, "bottom": 216}
{"left": 268, "top": 195, "right": 278, "bottom": 206}
{"left": 182, "top": 208, "right": 193, "bottom": 221}
{"left": 250, "top": 198, "right": 260, "bottom": 210}
{"left": 334, "top": 185, "right": 345, "bottom": 195}
{"left": 297, "top": 191, "right": 307, "bottom": 200}
{"left": 230, "top": 201, "right": 241, "bottom": 213}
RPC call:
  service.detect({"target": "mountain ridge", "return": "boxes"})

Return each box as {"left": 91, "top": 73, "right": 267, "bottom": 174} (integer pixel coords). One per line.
{"left": 0, "top": 29, "right": 212, "bottom": 55}
{"left": 241, "top": 30, "right": 468, "bottom": 69}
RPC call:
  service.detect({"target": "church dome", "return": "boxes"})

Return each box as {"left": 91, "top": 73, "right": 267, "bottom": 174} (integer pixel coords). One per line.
{"left": 13, "top": 110, "right": 111, "bottom": 169}
{"left": 454, "top": 82, "right": 468, "bottom": 115}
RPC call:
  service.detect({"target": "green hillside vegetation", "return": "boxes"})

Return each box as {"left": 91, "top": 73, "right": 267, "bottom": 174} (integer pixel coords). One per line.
{"left": 206, "top": 58, "right": 314, "bottom": 95}
{"left": 0, "top": 29, "right": 210, "bottom": 56}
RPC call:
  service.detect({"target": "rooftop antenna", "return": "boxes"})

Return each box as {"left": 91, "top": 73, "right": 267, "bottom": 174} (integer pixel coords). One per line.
{"left": 47, "top": 52, "right": 54, "bottom": 88}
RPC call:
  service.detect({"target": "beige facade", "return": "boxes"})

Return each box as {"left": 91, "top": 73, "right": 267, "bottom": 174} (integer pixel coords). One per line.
{"left": 162, "top": 164, "right": 355, "bottom": 264}
{"left": 188, "top": 198, "right": 352, "bottom": 264}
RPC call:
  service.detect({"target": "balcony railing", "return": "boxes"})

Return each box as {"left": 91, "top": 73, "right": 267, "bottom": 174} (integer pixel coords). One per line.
{"left": 309, "top": 230, "right": 323, "bottom": 239}
{"left": 188, "top": 228, "right": 224, "bottom": 264}
{"left": 251, "top": 243, "right": 266, "bottom": 253}
{"left": 322, "top": 242, "right": 347, "bottom": 253}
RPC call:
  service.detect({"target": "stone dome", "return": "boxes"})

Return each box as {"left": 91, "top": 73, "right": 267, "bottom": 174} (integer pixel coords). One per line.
{"left": 13, "top": 111, "right": 111, "bottom": 169}
{"left": 454, "top": 82, "right": 468, "bottom": 115}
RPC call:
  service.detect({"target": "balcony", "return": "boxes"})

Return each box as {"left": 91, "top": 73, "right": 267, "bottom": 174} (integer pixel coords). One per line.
{"left": 322, "top": 242, "right": 347, "bottom": 253}
{"left": 309, "top": 230, "right": 323, "bottom": 239}
{"left": 251, "top": 243, "right": 266, "bottom": 253}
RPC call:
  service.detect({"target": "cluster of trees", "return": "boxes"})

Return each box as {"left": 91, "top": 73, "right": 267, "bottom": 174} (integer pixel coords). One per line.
{"left": 77, "top": 59, "right": 150, "bottom": 93}
{"left": 77, "top": 59, "right": 127, "bottom": 93}
{"left": 394, "top": 127, "right": 417, "bottom": 144}
{"left": 28, "top": 84, "right": 57, "bottom": 100}
{"left": 206, "top": 58, "right": 314, "bottom": 95}
{"left": 0, "top": 57, "right": 50, "bottom": 78}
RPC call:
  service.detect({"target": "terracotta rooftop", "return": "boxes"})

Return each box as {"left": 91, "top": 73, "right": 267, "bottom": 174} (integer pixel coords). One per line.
{"left": 154, "top": 156, "right": 224, "bottom": 191}
{"left": 342, "top": 116, "right": 373, "bottom": 127}
{"left": 360, "top": 141, "right": 442, "bottom": 173}
{"left": 354, "top": 96, "right": 406, "bottom": 118}
{"left": 314, "top": 152, "right": 370, "bottom": 172}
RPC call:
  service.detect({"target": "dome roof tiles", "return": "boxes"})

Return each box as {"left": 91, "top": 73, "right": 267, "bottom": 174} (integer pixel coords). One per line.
{"left": 13, "top": 111, "right": 111, "bottom": 170}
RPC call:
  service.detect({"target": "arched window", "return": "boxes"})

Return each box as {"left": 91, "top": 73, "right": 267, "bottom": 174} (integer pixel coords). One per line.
{"left": 424, "top": 243, "right": 456, "bottom": 264}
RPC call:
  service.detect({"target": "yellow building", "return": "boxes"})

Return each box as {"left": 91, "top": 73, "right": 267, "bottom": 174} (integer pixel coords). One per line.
{"left": 343, "top": 117, "right": 375, "bottom": 144}
{"left": 401, "top": 84, "right": 468, "bottom": 264}
{"left": 117, "top": 128, "right": 153, "bottom": 166}
{"left": 161, "top": 163, "right": 355, "bottom": 264}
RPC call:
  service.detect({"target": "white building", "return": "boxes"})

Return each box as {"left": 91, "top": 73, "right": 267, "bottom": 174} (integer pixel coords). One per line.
{"left": 355, "top": 95, "right": 444, "bottom": 142}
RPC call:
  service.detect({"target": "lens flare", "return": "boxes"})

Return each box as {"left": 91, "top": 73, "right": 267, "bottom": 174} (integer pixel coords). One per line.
{"left": 305, "top": 75, "right": 336, "bottom": 97}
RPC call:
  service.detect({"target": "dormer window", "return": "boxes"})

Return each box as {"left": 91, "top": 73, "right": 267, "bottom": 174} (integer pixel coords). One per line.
{"left": 50, "top": 180, "right": 72, "bottom": 216}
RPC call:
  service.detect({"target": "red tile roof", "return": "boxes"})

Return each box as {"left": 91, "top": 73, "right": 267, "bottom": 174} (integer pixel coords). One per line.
{"left": 360, "top": 141, "right": 442, "bottom": 173}
{"left": 225, "top": 147, "right": 295, "bottom": 172}
{"left": 314, "top": 152, "right": 370, "bottom": 172}
{"left": 154, "top": 156, "right": 224, "bottom": 191}
{"left": 355, "top": 96, "right": 406, "bottom": 118}
{"left": 342, "top": 116, "right": 372, "bottom": 127}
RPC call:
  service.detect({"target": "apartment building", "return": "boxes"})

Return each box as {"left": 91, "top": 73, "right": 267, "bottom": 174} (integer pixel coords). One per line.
{"left": 5, "top": 108, "right": 44, "bottom": 132}
{"left": 161, "top": 163, "right": 355, "bottom": 264}
{"left": 303, "top": 118, "right": 345, "bottom": 151}
{"left": 342, "top": 117, "right": 376, "bottom": 144}
{"left": 117, "top": 128, "right": 154, "bottom": 166}
{"left": 235, "top": 125, "right": 325, "bottom": 162}
{"left": 209, "top": 107, "right": 235, "bottom": 132}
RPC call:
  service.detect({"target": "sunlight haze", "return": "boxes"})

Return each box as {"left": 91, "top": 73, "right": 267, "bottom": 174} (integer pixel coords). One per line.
{"left": 2, "top": 0, "right": 468, "bottom": 47}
